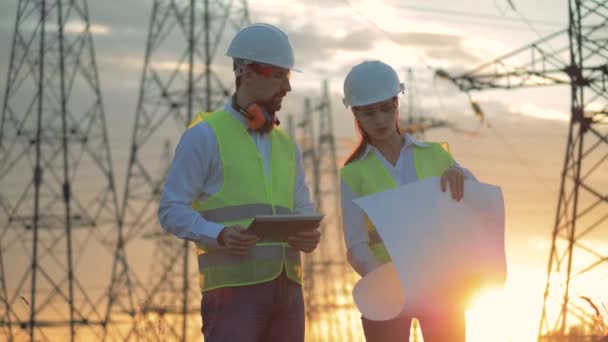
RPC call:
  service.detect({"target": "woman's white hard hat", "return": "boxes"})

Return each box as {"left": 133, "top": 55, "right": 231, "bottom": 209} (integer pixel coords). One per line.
{"left": 343, "top": 60, "right": 405, "bottom": 107}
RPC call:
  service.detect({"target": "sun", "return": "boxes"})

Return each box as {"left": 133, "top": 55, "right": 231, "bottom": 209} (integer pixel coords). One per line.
{"left": 465, "top": 273, "right": 544, "bottom": 342}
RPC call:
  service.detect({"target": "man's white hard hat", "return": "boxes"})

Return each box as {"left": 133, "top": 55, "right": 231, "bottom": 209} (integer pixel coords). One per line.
{"left": 226, "top": 23, "right": 299, "bottom": 72}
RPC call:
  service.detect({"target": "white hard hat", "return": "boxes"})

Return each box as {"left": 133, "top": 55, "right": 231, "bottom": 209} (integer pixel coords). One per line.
{"left": 343, "top": 60, "right": 405, "bottom": 107}
{"left": 226, "top": 23, "right": 299, "bottom": 72}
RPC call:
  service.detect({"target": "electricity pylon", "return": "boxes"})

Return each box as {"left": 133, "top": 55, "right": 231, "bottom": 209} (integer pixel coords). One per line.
{"left": 437, "top": 0, "right": 607, "bottom": 339}
{"left": 105, "top": 1, "right": 249, "bottom": 340}
{"left": 0, "top": 1, "right": 120, "bottom": 341}
{"left": 400, "top": 67, "right": 449, "bottom": 137}
{"left": 298, "top": 81, "right": 361, "bottom": 342}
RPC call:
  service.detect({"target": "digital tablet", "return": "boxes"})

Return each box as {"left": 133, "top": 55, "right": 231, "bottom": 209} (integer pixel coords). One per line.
{"left": 247, "top": 214, "right": 324, "bottom": 242}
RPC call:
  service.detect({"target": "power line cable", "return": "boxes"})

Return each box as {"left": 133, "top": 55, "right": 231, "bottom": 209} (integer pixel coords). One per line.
{"left": 495, "top": 0, "right": 562, "bottom": 57}
{"left": 487, "top": 122, "right": 555, "bottom": 192}
{"left": 400, "top": 12, "right": 560, "bottom": 32}
{"left": 394, "top": 3, "right": 564, "bottom": 28}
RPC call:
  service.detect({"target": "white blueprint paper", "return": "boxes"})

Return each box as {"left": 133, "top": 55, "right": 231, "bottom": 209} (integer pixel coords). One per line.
{"left": 353, "top": 177, "right": 506, "bottom": 313}
{"left": 352, "top": 262, "right": 405, "bottom": 320}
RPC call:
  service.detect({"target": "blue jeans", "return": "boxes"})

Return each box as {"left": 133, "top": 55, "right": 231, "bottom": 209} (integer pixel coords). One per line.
{"left": 201, "top": 272, "right": 304, "bottom": 342}
{"left": 361, "top": 308, "right": 466, "bottom": 342}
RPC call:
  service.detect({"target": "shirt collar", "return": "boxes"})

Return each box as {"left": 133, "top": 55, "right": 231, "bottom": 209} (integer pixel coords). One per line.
{"left": 224, "top": 98, "right": 277, "bottom": 135}
{"left": 359, "top": 133, "right": 428, "bottom": 160}
{"left": 223, "top": 100, "right": 250, "bottom": 128}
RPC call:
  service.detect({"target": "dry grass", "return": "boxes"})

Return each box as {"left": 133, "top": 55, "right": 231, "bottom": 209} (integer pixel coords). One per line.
{"left": 580, "top": 296, "right": 608, "bottom": 339}
{"left": 132, "top": 308, "right": 171, "bottom": 341}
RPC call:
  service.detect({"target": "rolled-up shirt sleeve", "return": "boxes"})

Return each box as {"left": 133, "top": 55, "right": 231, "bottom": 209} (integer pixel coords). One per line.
{"left": 453, "top": 161, "right": 477, "bottom": 181}
{"left": 340, "top": 179, "right": 383, "bottom": 277}
{"left": 158, "top": 124, "right": 224, "bottom": 246}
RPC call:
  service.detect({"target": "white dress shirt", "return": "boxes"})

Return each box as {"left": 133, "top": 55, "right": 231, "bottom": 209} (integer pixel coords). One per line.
{"left": 158, "top": 102, "right": 315, "bottom": 246}
{"left": 340, "top": 134, "right": 476, "bottom": 277}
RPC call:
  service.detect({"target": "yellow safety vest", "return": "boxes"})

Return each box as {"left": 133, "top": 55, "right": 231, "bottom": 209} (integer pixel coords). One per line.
{"left": 340, "top": 142, "right": 454, "bottom": 263}
{"left": 189, "top": 111, "right": 302, "bottom": 292}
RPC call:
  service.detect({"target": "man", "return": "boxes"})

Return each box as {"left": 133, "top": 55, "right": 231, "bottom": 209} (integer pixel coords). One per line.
{"left": 158, "top": 23, "right": 321, "bottom": 341}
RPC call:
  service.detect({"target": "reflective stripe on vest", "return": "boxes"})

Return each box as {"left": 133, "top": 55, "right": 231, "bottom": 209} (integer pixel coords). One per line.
{"left": 198, "top": 244, "right": 301, "bottom": 269}
{"left": 340, "top": 142, "right": 454, "bottom": 264}
{"left": 188, "top": 111, "right": 300, "bottom": 292}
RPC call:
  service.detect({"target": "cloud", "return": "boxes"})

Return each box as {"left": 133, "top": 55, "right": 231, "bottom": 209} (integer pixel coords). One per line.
{"left": 385, "top": 31, "right": 485, "bottom": 66}
{"left": 287, "top": 26, "right": 380, "bottom": 64}
{"left": 389, "top": 32, "right": 461, "bottom": 47}
{"left": 64, "top": 21, "right": 111, "bottom": 35}
{"left": 0, "top": 0, "right": 489, "bottom": 92}
{"left": 509, "top": 103, "right": 569, "bottom": 121}
{"left": 285, "top": 24, "right": 484, "bottom": 76}
{"left": 332, "top": 29, "right": 381, "bottom": 51}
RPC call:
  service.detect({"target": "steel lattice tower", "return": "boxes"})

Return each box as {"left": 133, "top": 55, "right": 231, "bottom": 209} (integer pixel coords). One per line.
{"left": 105, "top": 1, "right": 249, "bottom": 340}
{"left": 0, "top": 1, "right": 121, "bottom": 341}
{"left": 438, "top": 0, "right": 606, "bottom": 338}
{"left": 298, "top": 81, "right": 362, "bottom": 342}
{"left": 400, "top": 68, "right": 448, "bottom": 137}
{"left": 539, "top": 1, "right": 607, "bottom": 338}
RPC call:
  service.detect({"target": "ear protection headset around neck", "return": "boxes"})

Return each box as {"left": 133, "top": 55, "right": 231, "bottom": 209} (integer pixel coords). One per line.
{"left": 232, "top": 95, "right": 280, "bottom": 133}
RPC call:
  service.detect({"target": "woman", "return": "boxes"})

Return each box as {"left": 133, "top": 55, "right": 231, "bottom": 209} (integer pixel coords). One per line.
{"left": 340, "top": 60, "right": 475, "bottom": 342}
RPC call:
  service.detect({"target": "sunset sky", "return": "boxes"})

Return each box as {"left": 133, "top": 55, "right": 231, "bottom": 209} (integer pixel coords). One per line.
{"left": 1, "top": 0, "right": 606, "bottom": 341}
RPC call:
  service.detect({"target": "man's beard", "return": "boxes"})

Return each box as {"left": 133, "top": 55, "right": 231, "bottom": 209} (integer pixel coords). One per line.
{"left": 259, "top": 93, "right": 285, "bottom": 115}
